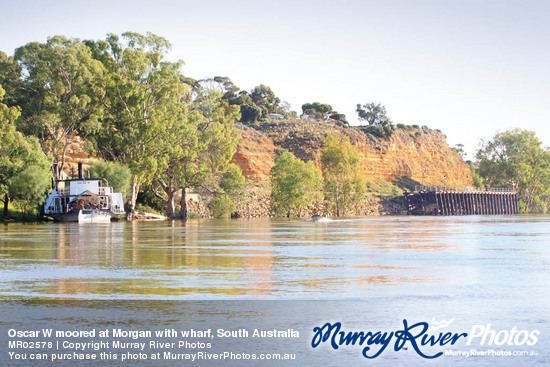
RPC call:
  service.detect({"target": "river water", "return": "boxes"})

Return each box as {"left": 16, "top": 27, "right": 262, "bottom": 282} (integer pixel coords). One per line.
{"left": 1, "top": 216, "right": 549, "bottom": 366}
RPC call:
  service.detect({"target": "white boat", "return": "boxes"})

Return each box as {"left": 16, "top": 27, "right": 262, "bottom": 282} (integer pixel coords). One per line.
{"left": 310, "top": 215, "right": 332, "bottom": 222}
{"left": 44, "top": 177, "right": 125, "bottom": 223}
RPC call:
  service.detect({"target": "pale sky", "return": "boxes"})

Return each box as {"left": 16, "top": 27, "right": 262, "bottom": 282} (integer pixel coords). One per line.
{"left": 2, "top": 0, "right": 549, "bottom": 159}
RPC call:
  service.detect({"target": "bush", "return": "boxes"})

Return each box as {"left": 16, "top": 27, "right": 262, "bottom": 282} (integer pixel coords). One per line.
{"left": 210, "top": 195, "right": 236, "bottom": 218}
{"left": 359, "top": 124, "right": 395, "bottom": 139}
{"left": 189, "top": 212, "right": 202, "bottom": 219}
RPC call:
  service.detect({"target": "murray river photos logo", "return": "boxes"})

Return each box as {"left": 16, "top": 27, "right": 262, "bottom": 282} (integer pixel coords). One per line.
{"left": 310, "top": 319, "right": 540, "bottom": 359}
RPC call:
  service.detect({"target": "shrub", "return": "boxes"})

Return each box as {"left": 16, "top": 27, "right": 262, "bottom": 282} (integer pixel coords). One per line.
{"left": 210, "top": 195, "right": 236, "bottom": 218}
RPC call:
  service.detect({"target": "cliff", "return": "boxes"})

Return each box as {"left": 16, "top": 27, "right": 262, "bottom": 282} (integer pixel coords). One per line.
{"left": 58, "top": 119, "right": 471, "bottom": 217}
{"left": 232, "top": 119, "right": 471, "bottom": 189}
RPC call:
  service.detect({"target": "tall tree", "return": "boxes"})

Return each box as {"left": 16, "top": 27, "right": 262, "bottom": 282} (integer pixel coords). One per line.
{"left": 86, "top": 32, "right": 189, "bottom": 216}
{"left": 271, "top": 150, "right": 323, "bottom": 217}
{"left": 476, "top": 129, "right": 550, "bottom": 213}
{"left": 14, "top": 36, "right": 105, "bottom": 179}
{"left": 321, "top": 135, "right": 365, "bottom": 216}
{"left": 250, "top": 84, "right": 280, "bottom": 115}
{"left": 356, "top": 102, "right": 389, "bottom": 125}
{"left": 152, "top": 88, "right": 240, "bottom": 219}
{"left": 0, "top": 52, "right": 21, "bottom": 108}
{"left": 356, "top": 102, "right": 394, "bottom": 138}
{"left": 0, "top": 85, "right": 51, "bottom": 216}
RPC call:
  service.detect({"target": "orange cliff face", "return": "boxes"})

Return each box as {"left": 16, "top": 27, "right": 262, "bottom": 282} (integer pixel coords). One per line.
{"left": 56, "top": 119, "right": 471, "bottom": 190}
{"left": 230, "top": 124, "right": 276, "bottom": 182}
{"left": 232, "top": 120, "right": 472, "bottom": 189}
{"left": 355, "top": 130, "right": 471, "bottom": 188}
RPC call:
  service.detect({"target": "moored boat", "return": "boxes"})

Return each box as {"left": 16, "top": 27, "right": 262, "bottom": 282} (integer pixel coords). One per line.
{"left": 44, "top": 177, "right": 125, "bottom": 223}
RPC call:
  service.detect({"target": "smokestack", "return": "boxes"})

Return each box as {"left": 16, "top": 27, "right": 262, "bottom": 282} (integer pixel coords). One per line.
{"left": 78, "top": 162, "right": 84, "bottom": 180}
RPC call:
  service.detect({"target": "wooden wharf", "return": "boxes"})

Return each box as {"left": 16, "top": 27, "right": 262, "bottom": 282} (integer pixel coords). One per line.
{"left": 404, "top": 186, "right": 518, "bottom": 215}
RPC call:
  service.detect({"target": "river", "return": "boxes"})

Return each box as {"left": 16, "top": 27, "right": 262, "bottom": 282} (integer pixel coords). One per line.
{"left": 1, "top": 216, "right": 548, "bottom": 366}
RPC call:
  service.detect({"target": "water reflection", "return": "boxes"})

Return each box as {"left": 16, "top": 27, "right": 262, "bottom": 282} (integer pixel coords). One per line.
{"left": 0, "top": 216, "right": 548, "bottom": 299}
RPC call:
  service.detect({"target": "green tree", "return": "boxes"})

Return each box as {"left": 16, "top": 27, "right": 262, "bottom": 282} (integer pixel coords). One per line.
{"left": 469, "top": 163, "right": 484, "bottom": 188}
{"left": 152, "top": 88, "right": 240, "bottom": 219}
{"left": 356, "top": 102, "right": 394, "bottom": 138}
{"left": 301, "top": 102, "right": 347, "bottom": 124}
{"left": 150, "top": 105, "right": 196, "bottom": 219}
{"left": 321, "top": 135, "right": 366, "bottom": 216}
{"left": 210, "top": 163, "right": 247, "bottom": 219}
{"left": 271, "top": 151, "right": 323, "bottom": 217}
{"left": 240, "top": 103, "right": 263, "bottom": 123}
{"left": 356, "top": 103, "right": 388, "bottom": 125}
{"left": 220, "top": 84, "right": 282, "bottom": 124}
{"left": 476, "top": 129, "right": 550, "bottom": 213}
{"left": 86, "top": 32, "right": 189, "bottom": 216}
{"left": 210, "top": 195, "right": 236, "bottom": 219}
{"left": 88, "top": 160, "right": 132, "bottom": 200}
{"left": 0, "top": 85, "right": 51, "bottom": 216}
{"left": 250, "top": 84, "right": 280, "bottom": 116}
{"left": 301, "top": 102, "right": 333, "bottom": 120}
{"left": 14, "top": 36, "right": 105, "bottom": 180}
{"left": 219, "top": 163, "right": 246, "bottom": 197}
{"left": 0, "top": 51, "right": 21, "bottom": 107}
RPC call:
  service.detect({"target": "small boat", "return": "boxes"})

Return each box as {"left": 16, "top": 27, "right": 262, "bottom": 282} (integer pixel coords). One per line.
{"left": 310, "top": 215, "right": 332, "bottom": 222}
{"left": 44, "top": 175, "right": 125, "bottom": 223}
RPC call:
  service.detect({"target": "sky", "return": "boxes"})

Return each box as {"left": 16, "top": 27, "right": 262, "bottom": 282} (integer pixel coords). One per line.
{"left": 1, "top": 0, "right": 549, "bottom": 159}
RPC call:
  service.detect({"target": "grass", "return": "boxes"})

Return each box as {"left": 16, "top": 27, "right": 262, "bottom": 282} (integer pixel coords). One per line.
{"left": 366, "top": 179, "right": 402, "bottom": 196}
{"left": 0, "top": 206, "right": 47, "bottom": 223}
{"left": 135, "top": 204, "right": 163, "bottom": 215}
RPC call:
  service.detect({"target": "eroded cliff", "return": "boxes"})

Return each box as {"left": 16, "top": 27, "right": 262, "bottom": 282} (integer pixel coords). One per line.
{"left": 232, "top": 119, "right": 471, "bottom": 189}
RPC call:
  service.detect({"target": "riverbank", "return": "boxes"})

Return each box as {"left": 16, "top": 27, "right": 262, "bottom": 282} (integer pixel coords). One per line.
{"left": 190, "top": 184, "right": 408, "bottom": 219}
{"left": 0, "top": 209, "right": 50, "bottom": 224}
{"left": 2, "top": 186, "right": 407, "bottom": 223}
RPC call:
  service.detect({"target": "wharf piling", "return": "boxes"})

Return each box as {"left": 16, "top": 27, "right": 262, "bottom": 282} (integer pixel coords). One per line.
{"left": 404, "top": 186, "right": 518, "bottom": 215}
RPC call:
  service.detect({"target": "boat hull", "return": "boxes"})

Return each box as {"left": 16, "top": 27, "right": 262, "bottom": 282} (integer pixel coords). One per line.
{"left": 51, "top": 210, "right": 112, "bottom": 223}
{"left": 78, "top": 210, "right": 112, "bottom": 223}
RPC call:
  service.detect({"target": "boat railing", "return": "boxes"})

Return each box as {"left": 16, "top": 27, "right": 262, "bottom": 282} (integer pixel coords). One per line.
{"left": 98, "top": 187, "right": 112, "bottom": 195}
{"left": 55, "top": 187, "right": 113, "bottom": 196}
